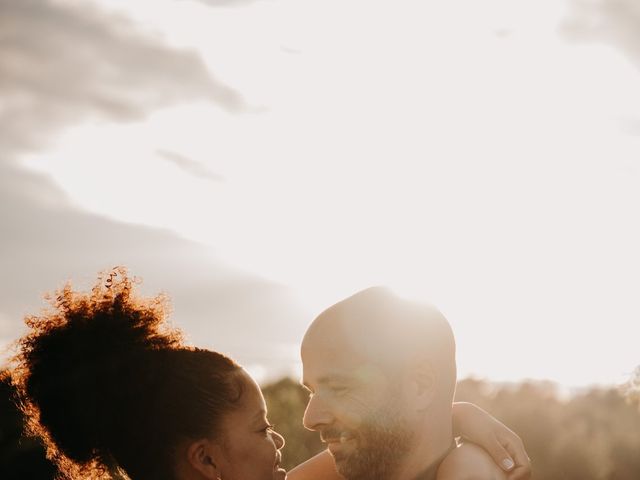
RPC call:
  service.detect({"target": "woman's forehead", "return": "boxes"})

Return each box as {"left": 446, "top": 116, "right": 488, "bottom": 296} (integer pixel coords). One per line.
{"left": 237, "top": 368, "right": 268, "bottom": 410}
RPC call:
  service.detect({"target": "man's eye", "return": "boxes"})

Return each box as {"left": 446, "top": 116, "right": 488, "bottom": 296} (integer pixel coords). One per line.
{"left": 330, "top": 385, "right": 349, "bottom": 395}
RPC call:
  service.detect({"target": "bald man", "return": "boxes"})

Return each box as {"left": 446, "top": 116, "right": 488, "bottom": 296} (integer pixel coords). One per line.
{"left": 292, "top": 287, "right": 508, "bottom": 480}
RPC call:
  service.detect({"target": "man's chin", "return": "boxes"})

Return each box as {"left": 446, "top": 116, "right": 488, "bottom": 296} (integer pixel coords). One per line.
{"left": 332, "top": 456, "right": 351, "bottom": 478}
{"left": 330, "top": 448, "right": 363, "bottom": 479}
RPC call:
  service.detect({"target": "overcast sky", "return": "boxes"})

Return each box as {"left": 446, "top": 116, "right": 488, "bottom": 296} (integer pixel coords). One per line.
{"left": 1, "top": 0, "right": 639, "bottom": 387}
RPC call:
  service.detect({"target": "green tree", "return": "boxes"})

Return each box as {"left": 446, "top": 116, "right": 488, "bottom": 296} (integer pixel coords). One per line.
{"left": 262, "top": 377, "right": 324, "bottom": 470}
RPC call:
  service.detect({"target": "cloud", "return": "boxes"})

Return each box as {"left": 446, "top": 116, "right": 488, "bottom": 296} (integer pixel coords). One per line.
{"left": 0, "top": 0, "right": 246, "bottom": 158}
{"left": 157, "top": 149, "right": 225, "bottom": 182}
{"left": 0, "top": 0, "right": 305, "bottom": 372}
{"left": 0, "top": 160, "right": 307, "bottom": 368}
{"left": 561, "top": 0, "right": 640, "bottom": 68}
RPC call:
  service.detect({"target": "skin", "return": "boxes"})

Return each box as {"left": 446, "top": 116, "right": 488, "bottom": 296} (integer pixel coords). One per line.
{"left": 184, "top": 287, "right": 531, "bottom": 480}
{"left": 190, "top": 369, "right": 287, "bottom": 480}
{"left": 451, "top": 403, "right": 531, "bottom": 480}
{"left": 287, "top": 403, "right": 532, "bottom": 480}
{"left": 289, "top": 288, "right": 530, "bottom": 480}
{"left": 299, "top": 324, "right": 454, "bottom": 480}
{"left": 438, "top": 444, "right": 507, "bottom": 480}
{"left": 174, "top": 366, "right": 528, "bottom": 480}
{"left": 288, "top": 444, "right": 508, "bottom": 480}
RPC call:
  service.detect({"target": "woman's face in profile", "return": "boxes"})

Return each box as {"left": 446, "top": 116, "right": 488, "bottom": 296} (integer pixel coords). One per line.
{"left": 217, "top": 369, "right": 287, "bottom": 480}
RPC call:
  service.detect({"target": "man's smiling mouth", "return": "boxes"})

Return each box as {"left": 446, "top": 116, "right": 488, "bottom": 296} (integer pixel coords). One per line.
{"left": 323, "top": 432, "right": 357, "bottom": 457}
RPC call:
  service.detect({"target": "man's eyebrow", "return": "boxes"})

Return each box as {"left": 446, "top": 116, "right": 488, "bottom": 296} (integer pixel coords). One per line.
{"left": 301, "top": 374, "right": 356, "bottom": 391}
{"left": 319, "top": 374, "right": 355, "bottom": 384}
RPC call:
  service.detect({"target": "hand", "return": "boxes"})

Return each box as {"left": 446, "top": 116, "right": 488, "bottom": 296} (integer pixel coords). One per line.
{"left": 452, "top": 402, "right": 531, "bottom": 480}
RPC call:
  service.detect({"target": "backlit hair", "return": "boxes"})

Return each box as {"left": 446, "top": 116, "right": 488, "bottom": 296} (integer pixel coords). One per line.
{"left": 9, "top": 267, "right": 241, "bottom": 480}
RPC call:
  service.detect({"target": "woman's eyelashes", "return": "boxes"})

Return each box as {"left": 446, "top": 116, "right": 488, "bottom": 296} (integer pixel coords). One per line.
{"left": 260, "top": 423, "right": 276, "bottom": 435}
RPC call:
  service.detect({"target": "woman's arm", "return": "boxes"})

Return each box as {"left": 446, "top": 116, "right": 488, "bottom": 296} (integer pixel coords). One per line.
{"left": 437, "top": 443, "right": 507, "bottom": 480}
{"left": 452, "top": 402, "right": 531, "bottom": 480}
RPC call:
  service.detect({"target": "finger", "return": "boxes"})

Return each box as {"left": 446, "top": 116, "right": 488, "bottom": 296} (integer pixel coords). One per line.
{"left": 508, "top": 464, "right": 532, "bottom": 480}
{"left": 483, "top": 436, "right": 516, "bottom": 473}
{"left": 500, "top": 435, "right": 531, "bottom": 480}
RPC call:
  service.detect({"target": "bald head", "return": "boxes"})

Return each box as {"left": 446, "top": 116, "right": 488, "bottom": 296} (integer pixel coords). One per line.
{"left": 301, "top": 288, "right": 458, "bottom": 480}
{"left": 303, "top": 287, "right": 457, "bottom": 402}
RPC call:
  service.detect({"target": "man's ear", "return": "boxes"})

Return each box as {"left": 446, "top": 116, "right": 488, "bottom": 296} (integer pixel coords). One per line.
{"left": 186, "top": 438, "right": 224, "bottom": 479}
{"left": 408, "top": 358, "right": 437, "bottom": 412}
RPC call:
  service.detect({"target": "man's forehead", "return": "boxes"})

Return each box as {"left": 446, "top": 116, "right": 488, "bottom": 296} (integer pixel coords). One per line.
{"left": 301, "top": 311, "right": 404, "bottom": 368}
{"left": 301, "top": 336, "right": 365, "bottom": 368}
{"left": 301, "top": 323, "right": 381, "bottom": 376}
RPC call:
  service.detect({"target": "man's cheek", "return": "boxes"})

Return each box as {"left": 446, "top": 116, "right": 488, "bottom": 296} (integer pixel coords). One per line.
{"left": 325, "top": 398, "right": 366, "bottom": 428}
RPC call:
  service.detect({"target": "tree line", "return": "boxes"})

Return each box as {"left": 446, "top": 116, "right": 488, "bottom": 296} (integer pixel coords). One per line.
{"left": 1, "top": 373, "right": 639, "bottom": 479}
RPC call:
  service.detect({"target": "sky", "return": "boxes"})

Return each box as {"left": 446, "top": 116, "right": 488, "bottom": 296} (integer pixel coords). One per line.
{"left": 1, "top": 0, "right": 639, "bottom": 387}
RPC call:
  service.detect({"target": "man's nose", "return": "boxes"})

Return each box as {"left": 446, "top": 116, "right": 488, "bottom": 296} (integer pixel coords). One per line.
{"left": 303, "top": 394, "right": 334, "bottom": 431}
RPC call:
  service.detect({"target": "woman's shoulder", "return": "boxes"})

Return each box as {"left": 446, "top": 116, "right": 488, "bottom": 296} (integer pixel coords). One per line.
{"left": 437, "top": 443, "right": 507, "bottom": 480}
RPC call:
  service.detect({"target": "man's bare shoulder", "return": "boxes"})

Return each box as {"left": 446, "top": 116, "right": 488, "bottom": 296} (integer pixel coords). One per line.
{"left": 437, "top": 443, "right": 507, "bottom": 480}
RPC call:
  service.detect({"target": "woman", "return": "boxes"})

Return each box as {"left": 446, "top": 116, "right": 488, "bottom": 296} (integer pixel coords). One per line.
{"left": 9, "top": 268, "right": 530, "bottom": 480}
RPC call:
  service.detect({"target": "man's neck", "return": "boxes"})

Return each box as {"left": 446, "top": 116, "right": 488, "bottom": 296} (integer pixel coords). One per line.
{"left": 393, "top": 417, "right": 454, "bottom": 480}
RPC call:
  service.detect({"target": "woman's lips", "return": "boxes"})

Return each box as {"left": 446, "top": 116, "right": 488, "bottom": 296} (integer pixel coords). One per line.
{"left": 274, "top": 452, "right": 286, "bottom": 477}
{"left": 274, "top": 456, "right": 287, "bottom": 479}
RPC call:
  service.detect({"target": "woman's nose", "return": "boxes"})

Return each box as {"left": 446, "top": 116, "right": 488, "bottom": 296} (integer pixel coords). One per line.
{"left": 273, "top": 430, "right": 285, "bottom": 450}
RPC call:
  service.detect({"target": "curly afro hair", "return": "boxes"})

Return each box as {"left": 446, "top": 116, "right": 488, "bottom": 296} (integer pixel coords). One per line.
{"left": 9, "top": 267, "right": 241, "bottom": 480}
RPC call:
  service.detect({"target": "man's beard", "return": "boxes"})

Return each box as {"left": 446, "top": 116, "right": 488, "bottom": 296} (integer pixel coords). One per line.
{"left": 330, "top": 408, "right": 412, "bottom": 480}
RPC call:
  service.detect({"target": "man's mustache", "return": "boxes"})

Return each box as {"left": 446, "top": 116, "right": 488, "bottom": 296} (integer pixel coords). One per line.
{"left": 320, "top": 428, "right": 356, "bottom": 443}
